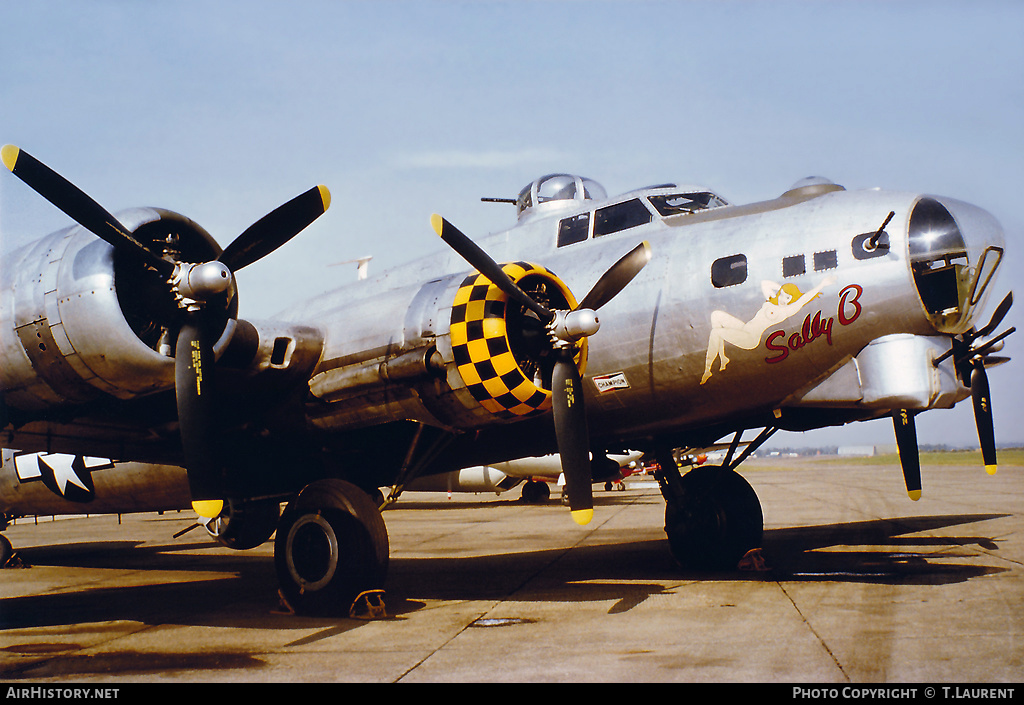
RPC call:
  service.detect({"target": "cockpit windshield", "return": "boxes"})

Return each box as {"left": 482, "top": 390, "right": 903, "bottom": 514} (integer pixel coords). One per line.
{"left": 648, "top": 192, "right": 729, "bottom": 216}
{"left": 517, "top": 174, "right": 607, "bottom": 219}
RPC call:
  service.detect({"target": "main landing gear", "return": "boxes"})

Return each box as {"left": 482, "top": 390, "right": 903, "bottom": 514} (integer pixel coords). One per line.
{"left": 654, "top": 427, "right": 776, "bottom": 571}
{"left": 274, "top": 478, "right": 389, "bottom": 616}
{"left": 272, "top": 424, "right": 452, "bottom": 615}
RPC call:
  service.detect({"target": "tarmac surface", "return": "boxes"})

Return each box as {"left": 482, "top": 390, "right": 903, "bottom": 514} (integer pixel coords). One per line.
{"left": 1, "top": 460, "right": 1021, "bottom": 683}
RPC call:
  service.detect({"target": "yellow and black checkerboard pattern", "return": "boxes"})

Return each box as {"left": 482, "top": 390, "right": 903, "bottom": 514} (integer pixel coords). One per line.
{"left": 450, "top": 262, "right": 569, "bottom": 420}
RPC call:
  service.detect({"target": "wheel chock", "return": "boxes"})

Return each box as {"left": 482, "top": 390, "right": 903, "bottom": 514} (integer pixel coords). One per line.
{"left": 738, "top": 548, "right": 769, "bottom": 572}
{"left": 273, "top": 589, "right": 297, "bottom": 615}
{"left": 349, "top": 589, "right": 387, "bottom": 620}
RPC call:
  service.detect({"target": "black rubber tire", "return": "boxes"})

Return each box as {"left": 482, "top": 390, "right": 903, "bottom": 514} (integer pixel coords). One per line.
{"left": 274, "top": 479, "right": 389, "bottom": 615}
{"left": 664, "top": 466, "right": 762, "bottom": 571}
{"left": 521, "top": 480, "right": 550, "bottom": 504}
{"left": 0, "top": 535, "right": 12, "bottom": 567}
{"left": 205, "top": 499, "right": 280, "bottom": 550}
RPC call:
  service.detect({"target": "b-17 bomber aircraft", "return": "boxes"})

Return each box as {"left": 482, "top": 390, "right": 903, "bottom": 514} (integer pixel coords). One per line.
{"left": 0, "top": 146, "right": 1014, "bottom": 615}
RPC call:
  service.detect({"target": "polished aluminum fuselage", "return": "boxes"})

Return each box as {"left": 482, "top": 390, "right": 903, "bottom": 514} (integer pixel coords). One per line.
{"left": 0, "top": 178, "right": 1007, "bottom": 516}
{"left": 285, "top": 183, "right": 1002, "bottom": 445}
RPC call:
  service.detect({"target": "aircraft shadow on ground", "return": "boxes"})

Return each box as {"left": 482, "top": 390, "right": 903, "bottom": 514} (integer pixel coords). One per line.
{"left": 0, "top": 512, "right": 1009, "bottom": 634}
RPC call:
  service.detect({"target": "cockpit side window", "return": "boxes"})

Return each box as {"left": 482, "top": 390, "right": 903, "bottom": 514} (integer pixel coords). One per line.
{"left": 594, "top": 198, "right": 652, "bottom": 237}
{"left": 648, "top": 192, "right": 728, "bottom": 216}
{"left": 557, "top": 212, "right": 590, "bottom": 247}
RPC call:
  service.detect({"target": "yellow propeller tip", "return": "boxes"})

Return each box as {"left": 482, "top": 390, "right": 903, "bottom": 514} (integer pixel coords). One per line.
{"left": 1, "top": 144, "right": 19, "bottom": 172}
{"left": 907, "top": 490, "right": 921, "bottom": 502}
{"left": 571, "top": 508, "right": 593, "bottom": 525}
{"left": 985, "top": 464, "right": 998, "bottom": 476}
{"left": 192, "top": 499, "right": 224, "bottom": 519}
{"left": 430, "top": 213, "right": 444, "bottom": 236}
{"left": 317, "top": 185, "right": 331, "bottom": 211}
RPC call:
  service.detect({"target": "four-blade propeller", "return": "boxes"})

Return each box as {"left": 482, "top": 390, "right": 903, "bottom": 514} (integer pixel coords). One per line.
{"left": 895, "top": 291, "right": 1014, "bottom": 499}
{"left": 935, "top": 291, "right": 1014, "bottom": 474}
{"left": 956, "top": 291, "right": 1014, "bottom": 475}
{"left": 433, "top": 214, "right": 651, "bottom": 525}
{"left": 2, "top": 145, "right": 330, "bottom": 518}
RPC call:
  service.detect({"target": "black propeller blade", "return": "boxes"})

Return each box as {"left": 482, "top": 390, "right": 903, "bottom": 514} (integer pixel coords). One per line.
{"left": 1, "top": 145, "right": 174, "bottom": 274}
{"left": 432, "top": 214, "right": 554, "bottom": 323}
{"left": 434, "top": 214, "right": 651, "bottom": 524}
{"left": 960, "top": 295, "right": 1014, "bottom": 476}
{"left": 175, "top": 316, "right": 223, "bottom": 517}
{"left": 552, "top": 351, "right": 593, "bottom": 525}
{"left": 220, "top": 185, "right": 331, "bottom": 271}
{"left": 970, "top": 360, "right": 998, "bottom": 475}
{"left": 930, "top": 291, "right": 1014, "bottom": 476}
{"left": 973, "top": 291, "right": 1012, "bottom": 341}
{"left": 4, "top": 145, "right": 330, "bottom": 518}
{"left": 577, "top": 241, "right": 653, "bottom": 311}
{"left": 892, "top": 409, "right": 922, "bottom": 501}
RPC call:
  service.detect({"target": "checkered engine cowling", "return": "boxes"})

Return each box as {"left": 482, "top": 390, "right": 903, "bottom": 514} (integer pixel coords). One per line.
{"left": 449, "top": 262, "right": 586, "bottom": 420}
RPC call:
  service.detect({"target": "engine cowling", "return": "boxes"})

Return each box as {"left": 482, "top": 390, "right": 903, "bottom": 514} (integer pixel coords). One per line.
{"left": 447, "top": 261, "right": 587, "bottom": 420}
{"left": 0, "top": 209, "right": 236, "bottom": 413}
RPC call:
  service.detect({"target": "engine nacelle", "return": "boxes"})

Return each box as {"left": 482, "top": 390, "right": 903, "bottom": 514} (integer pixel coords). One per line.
{"left": 1, "top": 209, "right": 236, "bottom": 414}
{"left": 306, "top": 261, "right": 586, "bottom": 432}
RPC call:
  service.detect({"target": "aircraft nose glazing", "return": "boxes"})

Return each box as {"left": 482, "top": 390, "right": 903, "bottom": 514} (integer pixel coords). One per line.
{"left": 908, "top": 196, "right": 1006, "bottom": 334}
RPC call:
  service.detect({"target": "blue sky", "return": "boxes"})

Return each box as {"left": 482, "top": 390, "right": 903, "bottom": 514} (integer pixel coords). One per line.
{"left": 1, "top": 0, "right": 1021, "bottom": 451}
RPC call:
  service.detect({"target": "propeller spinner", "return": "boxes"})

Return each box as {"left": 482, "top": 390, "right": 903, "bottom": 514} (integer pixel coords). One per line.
{"left": 433, "top": 214, "right": 651, "bottom": 525}
{"left": 2, "top": 145, "right": 331, "bottom": 518}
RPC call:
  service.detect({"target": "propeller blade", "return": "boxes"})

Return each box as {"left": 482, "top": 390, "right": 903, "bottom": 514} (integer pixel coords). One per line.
{"left": 892, "top": 410, "right": 922, "bottom": 501}
{"left": 982, "top": 355, "right": 1011, "bottom": 368}
{"left": 974, "top": 291, "right": 1013, "bottom": 340}
{"left": 219, "top": 185, "right": 331, "bottom": 271}
{"left": 432, "top": 214, "right": 554, "bottom": 323}
{"left": 970, "top": 361, "right": 998, "bottom": 475}
{"left": 1, "top": 145, "right": 174, "bottom": 274}
{"left": 551, "top": 352, "right": 593, "bottom": 525}
{"left": 576, "top": 241, "right": 652, "bottom": 311}
{"left": 972, "top": 327, "right": 1016, "bottom": 359}
{"left": 175, "top": 316, "right": 223, "bottom": 518}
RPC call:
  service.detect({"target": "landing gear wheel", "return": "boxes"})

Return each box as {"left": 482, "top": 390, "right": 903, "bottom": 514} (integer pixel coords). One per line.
{"left": 274, "top": 479, "right": 389, "bottom": 615}
{"left": 664, "top": 466, "right": 762, "bottom": 571}
{"left": 521, "top": 480, "right": 550, "bottom": 504}
{"left": 0, "top": 535, "right": 12, "bottom": 567}
{"left": 205, "top": 499, "right": 280, "bottom": 550}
